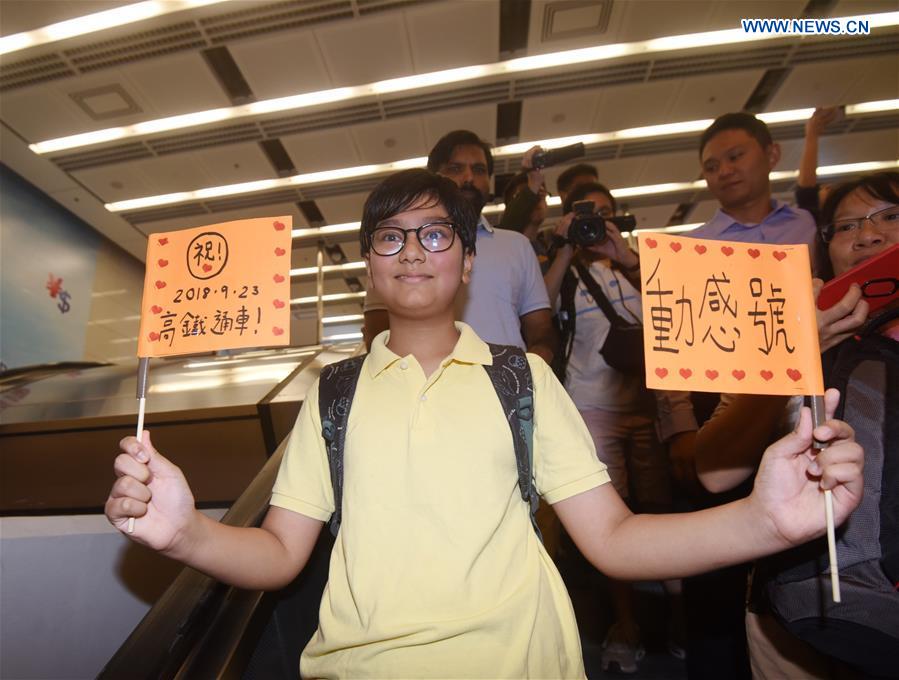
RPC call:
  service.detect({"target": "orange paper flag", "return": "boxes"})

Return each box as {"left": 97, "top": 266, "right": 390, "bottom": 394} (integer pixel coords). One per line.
{"left": 638, "top": 233, "right": 823, "bottom": 395}
{"left": 137, "top": 216, "right": 292, "bottom": 357}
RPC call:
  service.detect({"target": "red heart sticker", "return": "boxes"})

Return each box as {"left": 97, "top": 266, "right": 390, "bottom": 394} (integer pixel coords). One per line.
{"left": 748, "top": 248, "right": 760, "bottom": 259}
{"left": 773, "top": 251, "right": 787, "bottom": 261}
{"left": 705, "top": 369, "right": 719, "bottom": 380}
{"left": 670, "top": 242, "right": 682, "bottom": 252}
{"left": 158, "top": 258, "right": 169, "bottom": 268}
{"left": 732, "top": 369, "right": 746, "bottom": 381}
{"left": 694, "top": 245, "right": 707, "bottom": 255}
{"left": 273, "top": 274, "right": 285, "bottom": 283}
{"left": 786, "top": 368, "right": 802, "bottom": 382}
{"left": 202, "top": 264, "right": 212, "bottom": 273}
{"left": 654, "top": 367, "right": 668, "bottom": 378}
{"left": 272, "top": 326, "right": 284, "bottom": 336}
{"left": 148, "top": 332, "right": 159, "bottom": 341}
{"left": 760, "top": 370, "right": 774, "bottom": 381}
{"left": 645, "top": 238, "right": 658, "bottom": 249}
{"left": 155, "top": 280, "right": 166, "bottom": 289}
{"left": 721, "top": 246, "right": 734, "bottom": 256}
{"left": 273, "top": 299, "right": 285, "bottom": 309}
{"left": 679, "top": 368, "right": 692, "bottom": 379}
{"left": 275, "top": 247, "right": 286, "bottom": 256}
{"left": 158, "top": 237, "right": 169, "bottom": 246}
{"left": 273, "top": 221, "right": 286, "bottom": 231}
{"left": 151, "top": 305, "right": 163, "bottom": 314}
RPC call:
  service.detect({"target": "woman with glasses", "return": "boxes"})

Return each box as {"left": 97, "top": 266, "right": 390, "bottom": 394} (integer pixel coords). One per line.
{"left": 689, "top": 171, "right": 899, "bottom": 679}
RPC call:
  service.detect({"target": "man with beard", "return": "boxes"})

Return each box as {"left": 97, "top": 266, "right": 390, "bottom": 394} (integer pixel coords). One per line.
{"left": 364, "top": 130, "right": 556, "bottom": 364}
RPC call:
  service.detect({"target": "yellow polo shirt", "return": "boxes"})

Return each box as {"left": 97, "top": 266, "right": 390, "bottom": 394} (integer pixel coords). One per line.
{"left": 271, "top": 322, "right": 609, "bottom": 678}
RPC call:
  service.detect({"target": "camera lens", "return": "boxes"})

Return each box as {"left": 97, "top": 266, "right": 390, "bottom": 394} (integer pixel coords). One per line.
{"left": 568, "top": 215, "right": 607, "bottom": 247}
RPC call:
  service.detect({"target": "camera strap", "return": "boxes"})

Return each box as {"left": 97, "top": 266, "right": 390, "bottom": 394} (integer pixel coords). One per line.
{"left": 572, "top": 261, "right": 637, "bottom": 329}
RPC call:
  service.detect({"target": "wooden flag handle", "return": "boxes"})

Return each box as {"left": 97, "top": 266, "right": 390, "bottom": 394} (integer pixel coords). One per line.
{"left": 811, "top": 394, "right": 840, "bottom": 603}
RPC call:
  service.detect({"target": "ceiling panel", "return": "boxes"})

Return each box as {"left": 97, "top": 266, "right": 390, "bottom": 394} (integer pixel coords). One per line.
{"left": 766, "top": 55, "right": 899, "bottom": 110}
{"left": 405, "top": 1, "right": 498, "bottom": 71}
{"left": 636, "top": 151, "right": 699, "bottom": 185}
{"left": 134, "top": 202, "right": 306, "bottom": 237}
{"left": 121, "top": 51, "right": 229, "bottom": 117}
{"left": 315, "top": 13, "right": 413, "bottom": 86}
{"left": 817, "top": 128, "right": 899, "bottom": 166}
{"left": 706, "top": 1, "right": 806, "bottom": 28}
{"left": 592, "top": 79, "right": 682, "bottom": 131}
{"left": 420, "top": 104, "right": 497, "bottom": 148}
{"left": 315, "top": 191, "right": 371, "bottom": 225}
{"left": 229, "top": 29, "right": 333, "bottom": 100}
{"left": 280, "top": 128, "right": 360, "bottom": 173}
{"left": 519, "top": 91, "right": 601, "bottom": 141}
{"left": 194, "top": 142, "right": 275, "bottom": 187}
{"left": 668, "top": 70, "right": 766, "bottom": 121}
{"left": 588, "top": 156, "right": 647, "bottom": 189}
{"left": 350, "top": 117, "right": 428, "bottom": 164}
{"left": 0, "top": 0, "right": 134, "bottom": 36}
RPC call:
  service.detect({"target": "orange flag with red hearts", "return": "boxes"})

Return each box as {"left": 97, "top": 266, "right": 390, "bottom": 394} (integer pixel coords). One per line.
{"left": 137, "top": 217, "right": 292, "bottom": 357}
{"left": 638, "top": 233, "right": 824, "bottom": 395}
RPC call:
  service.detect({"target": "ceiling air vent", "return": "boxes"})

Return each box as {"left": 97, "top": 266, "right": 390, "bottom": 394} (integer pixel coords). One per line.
{"left": 147, "top": 122, "right": 263, "bottom": 155}
{"left": 62, "top": 23, "right": 205, "bottom": 72}
{"left": 383, "top": 81, "right": 510, "bottom": 117}
{"left": 204, "top": 187, "right": 301, "bottom": 212}
{"left": 55, "top": 142, "right": 153, "bottom": 172}
{"left": 259, "top": 102, "right": 382, "bottom": 138}
{"left": 649, "top": 45, "right": 791, "bottom": 81}
{"left": 541, "top": 0, "right": 613, "bottom": 43}
{"left": 0, "top": 53, "right": 74, "bottom": 91}
{"left": 199, "top": 0, "right": 355, "bottom": 44}
{"left": 127, "top": 203, "right": 210, "bottom": 225}
{"left": 793, "top": 32, "right": 899, "bottom": 64}
{"left": 513, "top": 60, "right": 649, "bottom": 98}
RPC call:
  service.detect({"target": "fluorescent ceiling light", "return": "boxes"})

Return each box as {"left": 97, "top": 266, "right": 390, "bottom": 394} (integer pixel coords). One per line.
{"left": 323, "top": 314, "right": 365, "bottom": 324}
{"left": 290, "top": 262, "right": 366, "bottom": 277}
{"left": 291, "top": 292, "right": 366, "bottom": 306}
{"left": 30, "top": 12, "right": 899, "bottom": 154}
{"left": 324, "top": 332, "right": 364, "bottom": 342}
{"left": 104, "top": 101, "right": 899, "bottom": 213}
{"left": 0, "top": 0, "right": 228, "bottom": 57}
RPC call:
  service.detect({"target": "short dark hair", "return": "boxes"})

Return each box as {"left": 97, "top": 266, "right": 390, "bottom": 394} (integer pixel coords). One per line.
{"left": 699, "top": 112, "right": 773, "bottom": 157}
{"left": 556, "top": 163, "right": 598, "bottom": 195}
{"left": 360, "top": 169, "right": 478, "bottom": 257}
{"left": 427, "top": 130, "right": 494, "bottom": 176}
{"left": 563, "top": 181, "right": 617, "bottom": 215}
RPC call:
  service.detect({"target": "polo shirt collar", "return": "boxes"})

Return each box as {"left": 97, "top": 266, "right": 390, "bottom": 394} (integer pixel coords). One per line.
{"left": 704, "top": 199, "right": 795, "bottom": 236}
{"left": 366, "top": 322, "right": 493, "bottom": 378}
{"left": 478, "top": 215, "right": 494, "bottom": 233}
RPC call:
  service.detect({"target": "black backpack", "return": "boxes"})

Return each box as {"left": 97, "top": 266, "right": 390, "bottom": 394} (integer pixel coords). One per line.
{"left": 317, "top": 343, "right": 541, "bottom": 540}
{"left": 760, "top": 308, "right": 899, "bottom": 678}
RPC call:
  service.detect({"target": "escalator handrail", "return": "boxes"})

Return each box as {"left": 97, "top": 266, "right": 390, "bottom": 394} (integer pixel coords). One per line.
{"left": 97, "top": 433, "right": 290, "bottom": 680}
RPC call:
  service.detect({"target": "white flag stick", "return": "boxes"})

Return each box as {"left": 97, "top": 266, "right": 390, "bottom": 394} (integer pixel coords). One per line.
{"left": 811, "top": 394, "right": 840, "bottom": 602}
{"left": 129, "top": 357, "right": 150, "bottom": 534}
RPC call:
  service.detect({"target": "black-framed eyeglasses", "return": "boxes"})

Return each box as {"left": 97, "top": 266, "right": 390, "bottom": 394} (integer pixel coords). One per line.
{"left": 860, "top": 277, "right": 899, "bottom": 299}
{"left": 821, "top": 204, "right": 899, "bottom": 243}
{"left": 369, "top": 221, "right": 457, "bottom": 256}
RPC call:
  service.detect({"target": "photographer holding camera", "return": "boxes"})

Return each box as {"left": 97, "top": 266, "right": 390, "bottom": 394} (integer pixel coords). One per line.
{"left": 544, "top": 179, "right": 693, "bottom": 672}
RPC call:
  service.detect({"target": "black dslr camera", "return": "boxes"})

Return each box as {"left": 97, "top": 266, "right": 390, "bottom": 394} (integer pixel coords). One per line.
{"left": 567, "top": 201, "right": 637, "bottom": 247}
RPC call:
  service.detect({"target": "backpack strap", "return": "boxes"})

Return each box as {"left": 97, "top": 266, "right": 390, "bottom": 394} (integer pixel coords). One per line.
{"left": 318, "top": 355, "right": 366, "bottom": 537}
{"left": 483, "top": 343, "right": 541, "bottom": 539}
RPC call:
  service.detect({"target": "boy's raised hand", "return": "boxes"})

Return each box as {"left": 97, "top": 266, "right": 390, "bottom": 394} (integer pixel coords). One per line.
{"left": 106, "top": 431, "right": 197, "bottom": 554}
{"left": 750, "top": 388, "right": 864, "bottom": 548}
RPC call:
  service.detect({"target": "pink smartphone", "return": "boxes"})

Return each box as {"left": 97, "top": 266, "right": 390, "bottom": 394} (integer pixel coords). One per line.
{"left": 817, "top": 243, "right": 899, "bottom": 312}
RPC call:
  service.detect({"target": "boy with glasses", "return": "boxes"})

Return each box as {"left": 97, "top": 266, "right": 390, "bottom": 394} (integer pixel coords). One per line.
{"left": 107, "top": 169, "right": 864, "bottom": 679}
